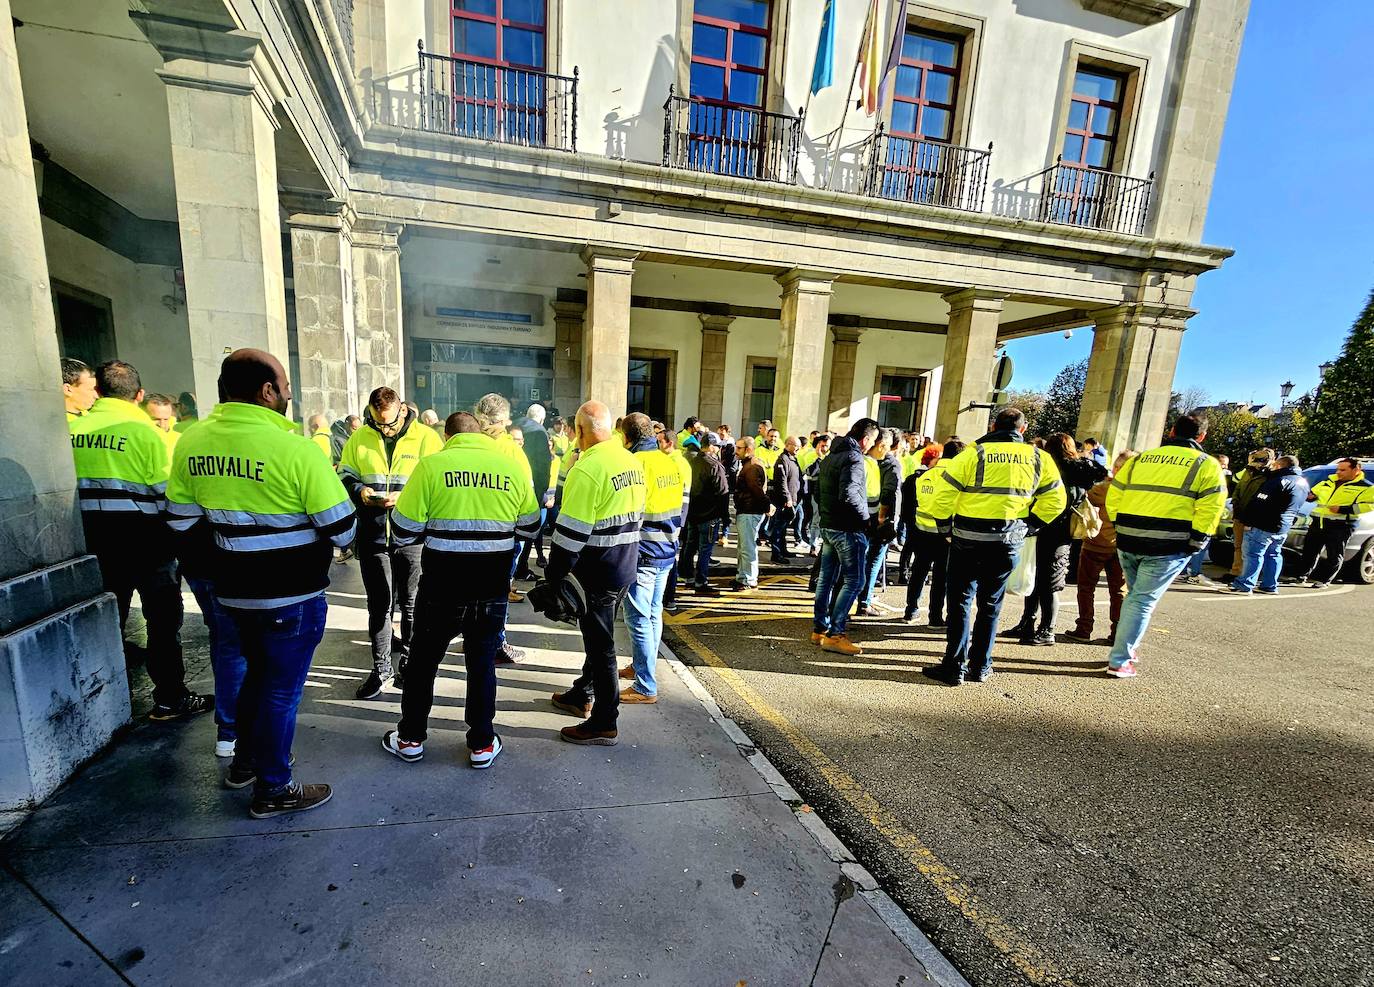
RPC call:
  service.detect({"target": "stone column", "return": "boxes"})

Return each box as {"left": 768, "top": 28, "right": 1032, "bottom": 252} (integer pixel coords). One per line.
{"left": 1077, "top": 305, "right": 1190, "bottom": 458}
{"left": 286, "top": 199, "right": 359, "bottom": 421}
{"left": 773, "top": 270, "right": 834, "bottom": 438}
{"left": 581, "top": 247, "right": 637, "bottom": 414}
{"left": 551, "top": 300, "right": 586, "bottom": 417}
{"left": 133, "top": 11, "right": 290, "bottom": 411}
{"left": 351, "top": 220, "right": 406, "bottom": 399}
{"left": 934, "top": 288, "right": 1005, "bottom": 441}
{"left": 0, "top": 2, "right": 128, "bottom": 811}
{"left": 697, "top": 314, "right": 734, "bottom": 426}
{"left": 825, "top": 326, "right": 864, "bottom": 429}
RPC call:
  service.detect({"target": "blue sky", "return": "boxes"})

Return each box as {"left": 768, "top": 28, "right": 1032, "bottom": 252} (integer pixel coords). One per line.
{"left": 1004, "top": 2, "right": 1374, "bottom": 404}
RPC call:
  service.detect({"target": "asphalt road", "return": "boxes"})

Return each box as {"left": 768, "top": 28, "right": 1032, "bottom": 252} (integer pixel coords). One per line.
{"left": 665, "top": 556, "right": 1374, "bottom": 987}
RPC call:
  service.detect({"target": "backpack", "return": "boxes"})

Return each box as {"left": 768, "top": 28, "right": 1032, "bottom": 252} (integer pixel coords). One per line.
{"left": 1069, "top": 494, "right": 1103, "bottom": 540}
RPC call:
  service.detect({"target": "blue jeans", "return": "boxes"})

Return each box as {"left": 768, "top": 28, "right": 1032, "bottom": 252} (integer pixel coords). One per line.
{"left": 399, "top": 589, "right": 508, "bottom": 749}
{"left": 942, "top": 539, "right": 1018, "bottom": 679}
{"left": 624, "top": 563, "right": 671, "bottom": 697}
{"left": 857, "top": 534, "right": 893, "bottom": 607}
{"left": 814, "top": 528, "right": 868, "bottom": 636}
{"left": 186, "top": 576, "right": 245, "bottom": 743}
{"left": 735, "top": 513, "right": 764, "bottom": 586}
{"left": 1233, "top": 524, "right": 1290, "bottom": 593}
{"left": 1184, "top": 544, "right": 1208, "bottom": 577}
{"left": 227, "top": 595, "right": 328, "bottom": 796}
{"left": 1109, "top": 551, "right": 1191, "bottom": 669}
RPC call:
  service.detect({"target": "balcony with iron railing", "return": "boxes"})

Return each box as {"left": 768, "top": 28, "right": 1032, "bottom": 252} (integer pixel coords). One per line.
{"left": 858, "top": 126, "right": 992, "bottom": 213}
{"left": 1031, "top": 157, "right": 1154, "bottom": 235}
{"left": 662, "top": 87, "right": 804, "bottom": 185}
{"left": 416, "top": 41, "right": 578, "bottom": 152}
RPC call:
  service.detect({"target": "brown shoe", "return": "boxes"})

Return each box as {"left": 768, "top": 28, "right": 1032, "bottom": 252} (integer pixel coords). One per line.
{"left": 248, "top": 782, "right": 332, "bottom": 820}
{"left": 821, "top": 633, "right": 862, "bottom": 656}
{"left": 619, "top": 687, "right": 657, "bottom": 704}
{"left": 809, "top": 631, "right": 824, "bottom": 645}
{"left": 508, "top": 590, "right": 524, "bottom": 603}
{"left": 560, "top": 724, "right": 619, "bottom": 746}
{"left": 551, "top": 692, "right": 592, "bottom": 717}
{"left": 617, "top": 665, "right": 635, "bottom": 680}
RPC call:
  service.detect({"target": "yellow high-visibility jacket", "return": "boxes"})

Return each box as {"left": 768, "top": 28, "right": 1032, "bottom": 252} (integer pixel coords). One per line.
{"left": 1106, "top": 439, "right": 1226, "bottom": 555}
{"left": 70, "top": 397, "right": 172, "bottom": 557}
{"left": 927, "top": 433, "right": 1066, "bottom": 545}
{"left": 1309, "top": 470, "right": 1374, "bottom": 523}
{"left": 546, "top": 438, "right": 646, "bottom": 590}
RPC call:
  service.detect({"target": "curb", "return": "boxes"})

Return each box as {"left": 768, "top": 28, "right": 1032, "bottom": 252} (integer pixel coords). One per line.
{"left": 660, "top": 640, "right": 972, "bottom": 987}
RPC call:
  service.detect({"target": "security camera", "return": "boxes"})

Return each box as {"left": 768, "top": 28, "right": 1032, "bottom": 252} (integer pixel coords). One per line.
{"left": 1063, "top": 329, "right": 1074, "bottom": 340}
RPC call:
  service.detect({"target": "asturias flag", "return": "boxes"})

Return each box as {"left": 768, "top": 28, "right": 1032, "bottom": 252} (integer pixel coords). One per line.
{"left": 810, "top": 0, "right": 836, "bottom": 95}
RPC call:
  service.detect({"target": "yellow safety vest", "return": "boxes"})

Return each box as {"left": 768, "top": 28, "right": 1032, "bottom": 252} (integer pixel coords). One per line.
{"left": 1105, "top": 440, "right": 1226, "bottom": 554}
{"left": 864, "top": 456, "right": 880, "bottom": 511}
{"left": 165, "top": 402, "right": 355, "bottom": 608}
{"left": 636, "top": 447, "right": 687, "bottom": 563}
{"left": 797, "top": 446, "right": 818, "bottom": 472}
{"left": 928, "top": 438, "right": 1066, "bottom": 544}
{"left": 339, "top": 420, "right": 443, "bottom": 495}
{"left": 552, "top": 439, "right": 646, "bottom": 558}
{"left": 557, "top": 443, "right": 578, "bottom": 487}
{"left": 310, "top": 430, "right": 333, "bottom": 462}
{"left": 913, "top": 463, "right": 946, "bottom": 534}
{"left": 1309, "top": 471, "right": 1374, "bottom": 523}
{"left": 756, "top": 443, "right": 781, "bottom": 481}
{"left": 70, "top": 397, "right": 170, "bottom": 521}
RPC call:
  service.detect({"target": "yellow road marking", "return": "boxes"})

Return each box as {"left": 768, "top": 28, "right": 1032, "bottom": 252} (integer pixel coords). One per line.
{"left": 672, "top": 623, "right": 1080, "bottom": 987}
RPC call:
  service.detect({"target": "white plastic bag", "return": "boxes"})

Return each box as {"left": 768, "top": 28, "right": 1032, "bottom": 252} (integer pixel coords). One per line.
{"left": 1007, "top": 536, "right": 1037, "bottom": 597}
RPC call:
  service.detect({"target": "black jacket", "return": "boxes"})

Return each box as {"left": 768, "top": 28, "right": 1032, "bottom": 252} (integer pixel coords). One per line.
{"left": 518, "top": 418, "right": 553, "bottom": 501}
{"left": 878, "top": 453, "right": 901, "bottom": 520}
{"left": 817, "top": 436, "right": 869, "bottom": 532}
{"left": 687, "top": 450, "right": 730, "bottom": 524}
{"left": 1039, "top": 457, "right": 1108, "bottom": 545}
{"left": 899, "top": 469, "right": 920, "bottom": 524}
{"left": 718, "top": 440, "right": 737, "bottom": 489}
{"left": 1238, "top": 465, "right": 1309, "bottom": 533}
{"left": 769, "top": 451, "right": 801, "bottom": 507}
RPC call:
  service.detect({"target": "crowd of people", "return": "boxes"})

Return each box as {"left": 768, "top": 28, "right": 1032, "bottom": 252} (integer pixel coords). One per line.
{"left": 61, "top": 348, "right": 1371, "bottom": 819}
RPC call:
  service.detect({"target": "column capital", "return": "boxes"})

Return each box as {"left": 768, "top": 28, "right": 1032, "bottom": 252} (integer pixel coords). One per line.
{"left": 131, "top": 11, "right": 286, "bottom": 123}
{"left": 698, "top": 313, "right": 735, "bottom": 334}
{"left": 776, "top": 268, "right": 836, "bottom": 295}
{"left": 551, "top": 299, "right": 587, "bottom": 322}
{"left": 941, "top": 287, "right": 1007, "bottom": 314}
{"left": 1091, "top": 303, "right": 1194, "bottom": 334}
{"left": 829, "top": 326, "right": 864, "bottom": 345}
{"left": 351, "top": 218, "right": 405, "bottom": 251}
{"left": 580, "top": 245, "right": 638, "bottom": 274}
{"left": 282, "top": 195, "right": 353, "bottom": 233}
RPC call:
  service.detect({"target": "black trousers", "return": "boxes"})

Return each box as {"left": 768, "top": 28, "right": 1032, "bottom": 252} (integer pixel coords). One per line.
{"left": 943, "top": 540, "right": 1018, "bottom": 679}
{"left": 1016, "top": 535, "right": 1072, "bottom": 635}
{"left": 398, "top": 588, "right": 508, "bottom": 749}
{"left": 95, "top": 549, "right": 187, "bottom": 708}
{"left": 568, "top": 584, "right": 630, "bottom": 730}
{"left": 903, "top": 531, "right": 949, "bottom": 621}
{"left": 358, "top": 543, "right": 422, "bottom": 675}
{"left": 1300, "top": 520, "right": 1355, "bottom": 584}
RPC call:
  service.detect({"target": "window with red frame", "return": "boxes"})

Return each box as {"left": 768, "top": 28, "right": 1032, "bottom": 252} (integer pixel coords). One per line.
{"left": 890, "top": 29, "right": 961, "bottom": 143}
{"left": 685, "top": 0, "right": 772, "bottom": 176}
{"left": 450, "top": 0, "right": 547, "bottom": 142}
{"left": 1062, "top": 67, "right": 1124, "bottom": 170}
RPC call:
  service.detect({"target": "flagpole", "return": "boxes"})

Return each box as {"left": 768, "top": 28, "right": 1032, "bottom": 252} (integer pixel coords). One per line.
{"left": 823, "top": 0, "right": 874, "bottom": 190}
{"left": 801, "top": 0, "right": 829, "bottom": 124}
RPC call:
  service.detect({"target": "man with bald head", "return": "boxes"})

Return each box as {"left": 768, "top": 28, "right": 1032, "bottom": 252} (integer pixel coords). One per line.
{"left": 166, "top": 348, "right": 355, "bottom": 819}
{"left": 541, "top": 400, "right": 647, "bottom": 745}
{"left": 307, "top": 414, "right": 333, "bottom": 462}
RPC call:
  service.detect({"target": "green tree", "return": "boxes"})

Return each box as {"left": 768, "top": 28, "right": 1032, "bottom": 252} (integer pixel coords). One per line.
{"left": 1301, "top": 289, "right": 1374, "bottom": 464}
{"left": 1036, "top": 358, "right": 1088, "bottom": 438}
{"left": 1200, "top": 408, "right": 1264, "bottom": 463}
{"left": 1000, "top": 388, "right": 1046, "bottom": 436}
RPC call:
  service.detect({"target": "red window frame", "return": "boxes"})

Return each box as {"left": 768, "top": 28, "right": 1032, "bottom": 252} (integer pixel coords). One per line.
{"left": 1062, "top": 67, "right": 1125, "bottom": 171}
{"left": 689, "top": 3, "right": 772, "bottom": 109}
{"left": 889, "top": 28, "right": 962, "bottom": 144}
{"left": 451, "top": 0, "right": 547, "bottom": 70}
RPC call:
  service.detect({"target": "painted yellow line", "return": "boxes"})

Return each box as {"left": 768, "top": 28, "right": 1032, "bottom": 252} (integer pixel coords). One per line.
{"left": 673, "top": 623, "right": 1079, "bottom": 987}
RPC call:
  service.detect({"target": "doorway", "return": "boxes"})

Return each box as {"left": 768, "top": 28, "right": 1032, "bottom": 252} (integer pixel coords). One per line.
{"left": 874, "top": 368, "right": 930, "bottom": 433}
{"left": 52, "top": 281, "right": 116, "bottom": 368}
{"left": 411, "top": 340, "right": 554, "bottom": 417}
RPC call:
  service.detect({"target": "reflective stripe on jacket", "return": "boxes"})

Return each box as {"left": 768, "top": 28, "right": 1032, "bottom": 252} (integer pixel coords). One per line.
{"left": 1310, "top": 471, "right": 1373, "bottom": 523}
{"left": 545, "top": 438, "right": 647, "bottom": 591}
{"left": 927, "top": 431, "right": 1066, "bottom": 546}
{"left": 338, "top": 416, "right": 443, "bottom": 552}
{"left": 635, "top": 442, "right": 687, "bottom": 568}
{"left": 391, "top": 432, "right": 541, "bottom": 599}
{"left": 1105, "top": 439, "right": 1226, "bottom": 556}
{"left": 71, "top": 397, "right": 175, "bottom": 562}
{"left": 165, "top": 402, "right": 355, "bottom": 609}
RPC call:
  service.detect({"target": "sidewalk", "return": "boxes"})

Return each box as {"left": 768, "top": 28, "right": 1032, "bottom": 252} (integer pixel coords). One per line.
{"left": 0, "top": 562, "right": 959, "bottom": 986}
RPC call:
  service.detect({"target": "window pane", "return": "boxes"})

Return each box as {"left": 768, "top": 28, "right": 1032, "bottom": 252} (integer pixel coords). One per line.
{"left": 729, "top": 69, "right": 764, "bottom": 106}
{"left": 904, "top": 32, "right": 958, "bottom": 67}
{"left": 690, "top": 61, "right": 726, "bottom": 100}
{"left": 454, "top": 17, "right": 498, "bottom": 57}
{"left": 732, "top": 31, "right": 767, "bottom": 68}
{"left": 924, "top": 71, "right": 953, "bottom": 105}
{"left": 1073, "top": 70, "right": 1121, "bottom": 102}
{"left": 698, "top": 0, "right": 770, "bottom": 29}
{"left": 693, "top": 24, "right": 727, "bottom": 60}
{"left": 920, "top": 107, "right": 951, "bottom": 140}
{"left": 1062, "top": 133, "right": 1085, "bottom": 162}
{"left": 503, "top": 0, "right": 544, "bottom": 24}
{"left": 894, "top": 65, "right": 920, "bottom": 98}
{"left": 1091, "top": 104, "right": 1117, "bottom": 136}
{"left": 1067, "top": 100, "right": 1089, "bottom": 131}
{"left": 891, "top": 101, "right": 917, "bottom": 135}
{"left": 503, "top": 27, "right": 544, "bottom": 66}
{"left": 1085, "top": 138, "right": 1112, "bottom": 168}
{"left": 454, "top": 0, "right": 497, "bottom": 14}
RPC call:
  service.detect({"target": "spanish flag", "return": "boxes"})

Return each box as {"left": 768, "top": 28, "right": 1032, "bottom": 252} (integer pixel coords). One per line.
{"left": 856, "top": 0, "right": 884, "bottom": 116}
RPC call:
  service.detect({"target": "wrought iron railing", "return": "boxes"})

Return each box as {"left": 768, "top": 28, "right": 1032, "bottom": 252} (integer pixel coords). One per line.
{"left": 1032, "top": 157, "right": 1153, "bottom": 235}
{"left": 417, "top": 42, "right": 578, "bottom": 152}
{"left": 859, "top": 126, "right": 991, "bottom": 212}
{"left": 662, "top": 88, "right": 803, "bottom": 184}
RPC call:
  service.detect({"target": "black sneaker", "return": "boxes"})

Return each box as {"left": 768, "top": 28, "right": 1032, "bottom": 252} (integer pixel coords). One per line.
{"left": 1026, "top": 630, "right": 1056, "bottom": 647}
{"left": 249, "top": 782, "right": 333, "bottom": 820}
{"left": 902, "top": 609, "right": 917, "bottom": 623}
{"left": 148, "top": 692, "right": 215, "bottom": 722}
{"left": 693, "top": 583, "right": 721, "bottom": 597}
{"left": 1062, "top": 629, "right": 1093, "bottom": 643}
{"left": 921, "top": 666, "right": 963, "bottom": 687}
{"left": 999, "top": 623, "right": 1033, "bottom": 639}
{"left": 967, "top": 671, "right": 993, "bottom": 684}
{"left": 391, "top": 669, "right": 405, "bottom": 690}
{"left": 495, "top": 642, "right": 525, "bottom": 665}
{"left": 928, "top": 617, "right": 946, "bottom": 629}
{"left": 354, "top": 671, "right": 386, "bottom": 700}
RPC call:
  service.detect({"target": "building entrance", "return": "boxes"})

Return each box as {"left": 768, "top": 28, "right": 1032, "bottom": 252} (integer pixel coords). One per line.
{"left": 412, "top": 340, "right": 554, "bottom": 418}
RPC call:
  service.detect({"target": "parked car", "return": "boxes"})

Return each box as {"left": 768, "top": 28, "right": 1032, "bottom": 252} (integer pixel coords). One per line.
{"left": 1209, "top": 460, "right": 1374, "bottom": 584}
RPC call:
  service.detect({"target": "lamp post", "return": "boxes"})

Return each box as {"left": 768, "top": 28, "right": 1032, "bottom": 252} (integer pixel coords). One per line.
{"left": 1279, "top": 380, "right": 1294, "bottom": 408}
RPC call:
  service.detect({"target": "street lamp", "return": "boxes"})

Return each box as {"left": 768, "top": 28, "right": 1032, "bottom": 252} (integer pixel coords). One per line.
{"left": 1279, "top": 380, "right": 1294, "bottom": 407}
{"left": 1318, "top": 361, "right": 1334, "bottom": 380}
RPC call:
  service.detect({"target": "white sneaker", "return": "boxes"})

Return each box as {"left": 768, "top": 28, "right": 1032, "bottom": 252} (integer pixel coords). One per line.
{"left": 469, "top": 735, "right": 502, "bottom": 769}
{"left": 1309, "top": 581, "right": 1330, "bottom": 590}
{"left": 215, "top": 739, "right": 236, "bottom": 759}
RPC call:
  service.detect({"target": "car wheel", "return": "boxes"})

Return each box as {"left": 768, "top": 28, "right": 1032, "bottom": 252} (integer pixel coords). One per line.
{"left": 1342, "top": 538, "right": 1374, "bottom": 585}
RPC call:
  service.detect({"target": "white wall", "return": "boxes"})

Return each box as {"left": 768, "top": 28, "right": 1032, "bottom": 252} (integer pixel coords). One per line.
{"left": 41, "top": 218, "right": 193, "bottom": 397}
{"left": 628, "top": 308, "right": 701, "bottom": 425}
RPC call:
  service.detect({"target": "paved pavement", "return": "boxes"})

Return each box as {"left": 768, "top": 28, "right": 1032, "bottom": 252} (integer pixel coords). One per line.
{"left": 0, "top": 562, "right": 948, "bottom": 987}
{"left": 666, "top": 554, "right": 1374, "bottom": 987}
